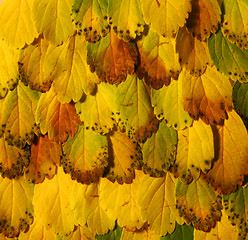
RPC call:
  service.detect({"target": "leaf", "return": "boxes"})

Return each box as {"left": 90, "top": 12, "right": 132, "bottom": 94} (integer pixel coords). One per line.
{"left": 0, "top": 138, "right": 30, "bottom": 179}
{"left": 116, "top": 74, "right": 158, "bottom": 142}
{"left": 71, "top": 180, "right": 115, "bottom": 235}
{"left": 62, "top": 125, "right": 108, "bottom": 184}
{"left": 71, "top": 0, "right": 110, "bottom": 42}
{"left": 180, "top": 66, "right": 233, "bottom": 125}
{"left": 137, "top": 173, "right": 184, "bottom": 236}
{"left": 0, "top": 40, "right": 19, "bottom": 99}
{"left": 120, "top": 227, "right": 160, "bottom": 240}
{"left": 106, "top": 130, "right": 142, "bottom": 184}
{"left": 24, "top": 135, "right": 61, "bottom": 184}
{"left": 140, "top": 0, "right": 192, "bottom": 37}
{"left": 18, "top": 37, "right": 52, "bottom": 93}
{"left": 136, "top": 30, "right": 181, "bottom": 89}
{"left": 176, "top": 178, "right": 222, "bottom": 232}
{"left": 185, "top": 0, "right": 221, "bottom": 41}
{"left": 96, "top": 225, "right": 122, "bottom": 240}
{"left": 44, "top": 34, "right": 99, "bottom": 103}
{"left": 0, "top": 0, "right": 38, "bottom": 48}
{"left": 108, "top": 0, "right": 145, "bottom": 41}
{"left": 32, "top": 0, "right": 75, "bottom": 45}
{"left": 87, "top": 29, "right": 139, "bottom": 85}
{"left": 0, "top": 81, "right": 40, "bottom": 148}
{"left": 64, "top": 225, "right": 95, "bottom": 240}
{"left": 172, "top": 119, "right": 214, "bottom": 184}
{"left": 176, "top": 27, "right": 213, "bottom": 76}
{"left": 76, "top": 82, "right": 117, "bottom": 135}
{"left": 33, "top": 167, "right": 75, "bottom": 237}
{"left": 232, "top": 81, "right": 248, "bottom": 127}
{"left": 151, "top": 79, "right": 193, "bottom": 130}
{"left": 222, "top": 0, "right": 248, "bottom": 49}
{"left": 0, "top": 176, "right": 34, "bottom": 238}
{"left": 194, "top": 210, "right": 237, "bottom": 240}
{"left": 35, "top": 88, "right": 82, "bottom": 144}
{"left": 142, "top": 119, "right": 177, "bottom": 177}
{"left": 208, "top": 29, "right": 248, "bottom": 82}
{"left": 202, "top": 111, "right": 248, "bottom": 195}
{"left": 161, "top": 223, "right": 194, "bottom": 240}
{"left": 99, "top": 171, "right": 146, "bottom": 231}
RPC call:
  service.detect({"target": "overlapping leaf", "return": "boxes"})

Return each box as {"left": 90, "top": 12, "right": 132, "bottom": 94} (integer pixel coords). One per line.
{"left": 136, "top": 30, "right": 181, "bottom": 89}
{"left": 35, "top": 88, "right": 82, "bottom": 144}
{"left": 0, "top": 82, "right": 40, "bottom": 148}
{"left": 0, "top": 0, "right": 38, "bottom": 48}
{"left": 62, "top": 125, "right": 108, "bottom": 184}
{"left": 176, "top": 178, "right": 222, "bottom": 232}
{"left": 142, "top": 119, "right": 177, "bottom": 177}
{"left": 0, "top": 176, "right": 34, "bottom": 238}
{"left": 108, "top": 0, "right": 145, "bottom": 41}
{"left": 172, "top": 119, "right": 214, "bottom": 184}
{"left": 72, "top": 0, "right": 109, "bottom": 42}
{"left": 138, "top": 173, "right": 184, "bottom": 236}
{"left": 87, "top": 29, "right": 139, "bottom": 85}
{"left": 116, "top": 75, "right": 158, "bottom": 142}
{"left": 76, "top": 83, "right": 117, "bottom": 135}
{"left": 33, "top": 167, "right": 75, "bottom": 237}
{"left": 120, "top": 226, "right": 160, "bottom": 240}
{"left": 180, "top": 66, "right": 233, "bottom": 125}
{"left": 222, "top": 0, "right": 248, "bottom": 49}
{"left": 24, "top": 135, "right": 61, "bottom": 184}
{"left": 64, "top": 225, "right": 95, "bottom": 240}
{"left": 202, "top": 111, "right": 248, "bottom": 195}
{"left": 186, "top": 0, "right": 221, "bottom": 41}
{"left": 96, "top": 225, "right": 122, "bottom": 240}
{"left": 161, "top": 223, "right": 194, "bottom": 240}
{"left": 106, "top": 130, "right": 142, "bottom": 184}
{"left": 32, "top": 0, "right": 74, "bottom": 45}
{"left": 152, "top": 79, "right": 193, "bottom": 130}
{"left": 140, "top": 0, "right": 191, "bottom": 37}
{"left": 208, "top": 29, "right": 248, "bottom": 82}
{"left": 176, "top": 27, "right": 213, "bottom": 76}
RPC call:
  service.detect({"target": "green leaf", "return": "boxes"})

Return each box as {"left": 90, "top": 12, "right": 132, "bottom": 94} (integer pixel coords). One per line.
{"left": 161, "top": 223, "right": 193, "bottom": 240}
{"left": 208, "top": 29, "right": 248, "bottom": 82}
{"left": 96, "top": 225, "right": 122, "bottom": 240}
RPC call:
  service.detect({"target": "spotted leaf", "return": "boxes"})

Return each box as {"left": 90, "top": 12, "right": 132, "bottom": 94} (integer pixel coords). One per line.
{"left": 87, "top": 29, "right": 139, "bottom": 85}
{"left": 32, "top": 0, "right": 74, "bottom": 45}
{"left": 181, "top": 66, "right": 233, "bottom": 125}
{"left": 186, "top": 0, "right": 221, "bottom": 41}
{"left": 0, "top": 82, "right": 39, "bottom": 148}
{"left": 76, "top": 82, "right": 117, "bottom": 135}
{"left": 208, "top": 29, "right": 248, "bottom": 82}
{"left": 72, "top": 0, "right": 109, "bottom": 42}
{"left": 142, "top": 119, "right": 177, "bottom": 177}
{"left": 172, "top": 119, "right": 214, "bottom": 184}
{"left": 140, "top": 0, "right": 191, "bottom": 37}
{"left": 35, "top": 88, "right": 82, "bottom": 144}
{"left": 116, "top": 75, "right": 158, "bottom": 142}
{"left": 62, "top": 125, "right": 108, "bottom": 184}
{"left": 136, "top": 30, "right": 181, "bottom": 89}
{"left": 138, "top": 173, "right": 184, "bottom": 236}
{"left": 202, "top": 111, "right": 248, "bottom": 195}
{"left": 24, "top": 135, "right": 61, "bottom": 184}
{"left": 151, "top": 78, "right": 193, "bottom": 130}
{"left": 0, "top": 0, "right": 38, "bottom": 48}
{"left": 176, "top": 27, "right": 213, "bottom": 76}
{"left": 176, "top": 178, "right": 222, "bottom": 232}
{"left": 108, "top": 0, "right": 145, "bottom": 41}
{"left": 0, "top": 176, "right": 34, "bottom": 238}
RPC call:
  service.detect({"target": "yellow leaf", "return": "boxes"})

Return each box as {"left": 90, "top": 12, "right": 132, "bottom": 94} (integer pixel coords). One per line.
{"left": 181, "top": 66, "right": 233, "bottom": 125}
{"left": 186, "top": 0, "right": 221, "bottom": 41}
{"left": 99, "top": 171, "right": 146, "bottom": 231}
{"left": 0, "top": 0, "right": 38, "bottom": 48}
{"left": 203, "top": 111, "right": 248, "bottom": 194}
{"left": 32, "top": 0, "right": 75, "bottom": 45}
{"left": 120, "top": 227, "right": 160, "bottom": 240}
{"left": 140, "top": 0, "right": 191, "bottom": 37}
{"left": 0, "top": 176, "right": 34, "bottom": 238}
{"left": 64, "top": 225, "right": 95, "bottom": 240}
{"left": 172, "top": 119, "right": 214, "bottom": 184}
{"left": 35, "top": 88, "right": 82, "bottom": 144}
{"left": 138, "top": 173, "right": 184, "bottom": 236}
{"left": 33, "top": 167, "right": 75, "bottom": 237}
